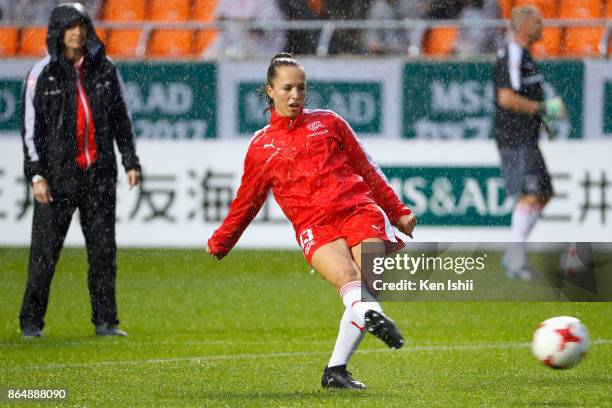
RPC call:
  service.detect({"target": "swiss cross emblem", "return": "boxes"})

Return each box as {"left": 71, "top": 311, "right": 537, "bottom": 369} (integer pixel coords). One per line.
{"left": 307, "top": 121, "right": 323, "bottom": 132}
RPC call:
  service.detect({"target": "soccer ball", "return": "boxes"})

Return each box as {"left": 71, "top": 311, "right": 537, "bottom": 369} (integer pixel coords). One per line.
{"left": 532, "top": 316, "right": 589, "bottom": 369}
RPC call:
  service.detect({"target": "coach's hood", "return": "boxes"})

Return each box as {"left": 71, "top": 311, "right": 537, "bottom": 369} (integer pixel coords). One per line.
{"left": 46, "top": 2, "right": 104, "bottom": 61}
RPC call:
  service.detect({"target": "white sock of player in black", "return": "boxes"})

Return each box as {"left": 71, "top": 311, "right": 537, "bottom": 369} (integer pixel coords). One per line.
{"left": 504, "top": 201, "right": 542, "bottom": 269}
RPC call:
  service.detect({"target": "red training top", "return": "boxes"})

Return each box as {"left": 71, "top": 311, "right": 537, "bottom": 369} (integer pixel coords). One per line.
{"left": 207, "top": 108, "right": 411, "bottom": 258}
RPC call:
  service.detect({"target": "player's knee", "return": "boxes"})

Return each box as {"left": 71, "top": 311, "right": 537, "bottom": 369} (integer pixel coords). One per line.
{"left": 334, "top": 264, "right": 360, "bottom": 286}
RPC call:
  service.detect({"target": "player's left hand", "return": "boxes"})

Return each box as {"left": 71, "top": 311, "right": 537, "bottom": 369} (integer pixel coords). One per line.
{"left": 127, "top": 169, "right": 141, "bottom": 190}
{"left": 397, "top": 214, "right": 417, "bottom": 238}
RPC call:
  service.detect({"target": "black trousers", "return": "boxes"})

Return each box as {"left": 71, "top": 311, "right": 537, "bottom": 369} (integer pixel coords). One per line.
{"left": 19, "top": 175, "right": 118, "bottom": 330}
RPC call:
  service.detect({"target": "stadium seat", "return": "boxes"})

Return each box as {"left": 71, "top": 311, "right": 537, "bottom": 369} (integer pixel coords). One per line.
{"left": 147, "top": 29, "right": 194, "bottom": 58}
{"left": 559, "top": 0, "right": 601, "bottom": 18}
{"left": 0, "top": 27, "right": 19, "bottom": 57}
{"left": 102, "top": 0, "right": 146, "bottom": 21}
{"left": 19, "top": 27, "right": 48, "bottom": 57}
{"left": 194, "top": 30, "right": 219, "bottom": 56}
{"left": 105, "top": 29, "right": 143, "bottom": 58}
{"left": 513, "top": 0, "right": 558, "bottom": 18}
{"left": 95, "top": 28, "right": 107, "bottom": 43}
{"left": 531, "top": 27, "right": 562, "bottom": 56}
{"left": 559, "top": 0, "right": 603, "bottom": 57}
{"left": 563, "top": 27, "right": 603, "bottom": 56}
{"left": 192, "top": 0, "right": 219, "bottom": 55}
{"left": 498, "top": 0, "right": 513, "bottom": 19}
{"left": 191, "top": 0, "right": 218, "bottom": 21}
{"left": 149, "top": 0, "right": 191, "bottom": 21}
{"left": 423, "top": 27, "right": 459, "bottom": 56}
{"left": 308, "top": 0, "right": 325, "bottom": 15}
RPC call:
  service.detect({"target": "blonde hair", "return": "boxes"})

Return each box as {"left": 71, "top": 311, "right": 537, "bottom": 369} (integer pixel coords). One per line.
{"left": 511, "top": 5, "right": 540, "bottom": 32}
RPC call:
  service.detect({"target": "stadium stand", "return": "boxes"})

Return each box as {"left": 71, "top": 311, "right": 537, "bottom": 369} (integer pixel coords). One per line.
{"left": 103, "top": 0, "right": 147, "bottom": 21}
{"left": 498, "top": 0, "right": 514, "bottom": 19}
{"left": 608, "top": 1, "right": 612, "bottom": 55}
{"left": 192, "top": 0, "right": 219, "bottom": 57}
{"left": 2, "top": 0, "right": 610, "bottom": 59}
{"left": 560, "top": 0, "right": 603, "bottom": 57}
{"left": 423, "top": 27, "right": 460, "bottom": 56}
{"left": 105, "top": 29, "right": 144, "bottom": 59}
{"left": 18, "top": 27, "right": 47, "bottom": 57}
{"left": 101, "top": 0, "right": 147, "bottom": 58}
{"left": 149, "top": 0, "right": 191, "bottom": 21}
{"left": 95, "top": 28, "right": 107, "bottom": 43}
{"left": 147, "top": 29, "right": 194, "bottom": 58}
{"left": 0, "top": 27, "right": 19, "bottom": 57}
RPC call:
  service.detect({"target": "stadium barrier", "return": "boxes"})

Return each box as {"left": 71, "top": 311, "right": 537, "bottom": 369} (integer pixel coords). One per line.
{"left": 0, "top": 138, "right": 610, "bottom": 247}
{"left": 1, "top": 58, "right": 612, "bottom": 140}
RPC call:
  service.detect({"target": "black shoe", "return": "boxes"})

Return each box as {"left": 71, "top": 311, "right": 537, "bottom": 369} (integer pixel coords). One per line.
{"left": 321, "top": 365, "right": 366, "bottom": 389}
{"left": 95, "top": 323, "right": 127, "bottom": 337}
{"left": 22, "top": 328, "right": 43, "bottom": 338}
{"left": 364, "top": 310, "right": 404, "bottom": 349}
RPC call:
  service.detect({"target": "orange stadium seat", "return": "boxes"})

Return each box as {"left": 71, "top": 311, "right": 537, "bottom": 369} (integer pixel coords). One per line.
{"left": 103, "top": 0, "right": 146, "bottom": 21}
{"left": 513, "top": 0, "right": 558, "bottom": 18}
{"left": 0, "top": 27, "right": 19, "bottom": 57}
{"left": 308, "top": 0, "right": 325, "bottom": 16}
{"left": 531, "top": 27, "right": 562, "bottom": 56}
{"left": 608, "top": 2, "right": 612, "bottom": 56}
{"left": 559, "top": 0, "right": 601, "bottom": 18}
{"left": 192, "top": 0, "right": 218, "bottom": 21}
{"left": 194, "top": 29, "right": 219, "bottom": 56}
{"left": 19, "top": 27, "right": 48, "bottom": 57}
{"left": 498, "top": 0, "right": 514, "bottom": 19}
{"left": 423, "top": 27, "right": 459, "bottom": 56}
{"left": 560, "top": 0, "right": 603, "bottom": 57}
{"left": 147, "top": 29, "right": 194, "bottom": 58}
{"left": 563, "top": 27, "right": 603, "bottom": 56}
{"left": 105, "top": 29, "right": 143, "bottom": 58}
{"left": 192, "top": 0, "right": 219, "bottom": 55}
{"left": 149, "top": 0, "right": 191, "bottom": 21}
{"left": 95, "top": 28, "right": 107, "bottom": 43}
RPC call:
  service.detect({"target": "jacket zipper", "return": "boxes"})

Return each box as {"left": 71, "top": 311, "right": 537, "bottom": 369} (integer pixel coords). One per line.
{"left": 75, "top": 62, "right": 91, "bottom": 168}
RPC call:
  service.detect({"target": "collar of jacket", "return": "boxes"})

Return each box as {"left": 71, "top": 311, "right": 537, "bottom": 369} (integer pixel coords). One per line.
{"left": 268, "top": 107, "right": 305, "bottom": 131}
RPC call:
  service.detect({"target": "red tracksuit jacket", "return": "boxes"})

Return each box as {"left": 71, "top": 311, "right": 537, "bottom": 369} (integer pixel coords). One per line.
{"left": 208, "top": 108, "right": 411, "bottom": 258}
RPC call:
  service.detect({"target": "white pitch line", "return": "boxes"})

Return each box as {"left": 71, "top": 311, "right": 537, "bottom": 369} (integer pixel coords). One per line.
{"left": 2, "top": 339, "right": 611, "bottom": 373}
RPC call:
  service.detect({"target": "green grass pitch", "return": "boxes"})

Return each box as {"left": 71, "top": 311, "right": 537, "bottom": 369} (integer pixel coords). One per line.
{"left": 1, "top": 247, "right": 611, "bottom": 406}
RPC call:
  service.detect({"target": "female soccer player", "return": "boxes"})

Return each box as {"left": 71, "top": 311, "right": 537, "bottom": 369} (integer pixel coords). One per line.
{"left": 207, "top": 53, "right": 416, "bottom": 389}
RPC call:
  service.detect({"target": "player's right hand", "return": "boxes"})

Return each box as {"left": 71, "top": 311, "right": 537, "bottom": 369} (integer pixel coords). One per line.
{"left": 397, "top": 214, "right": 417, "bottom": 239}
{"left": 32, "top": 178, "right": 53, "bottom": 204}
{"left": 206, "top": 244, "right": 224, "bottom": 260}
{"left": 541, "top": 97, "right": 567, "bottom": 121}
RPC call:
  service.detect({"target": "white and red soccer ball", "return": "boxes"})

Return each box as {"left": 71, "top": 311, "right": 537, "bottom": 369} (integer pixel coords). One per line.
{"left": 532, "top": 316, "right": 589, "bottom": 369}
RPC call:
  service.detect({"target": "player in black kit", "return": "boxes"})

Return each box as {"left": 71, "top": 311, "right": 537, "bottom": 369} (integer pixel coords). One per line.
{"left": 492, "top": 5, "right": 566, "bottom": 280}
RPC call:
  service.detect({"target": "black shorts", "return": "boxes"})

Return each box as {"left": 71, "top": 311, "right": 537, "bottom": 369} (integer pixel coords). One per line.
{"left": 498, "top": 145, "right": 553, "bottom": 198}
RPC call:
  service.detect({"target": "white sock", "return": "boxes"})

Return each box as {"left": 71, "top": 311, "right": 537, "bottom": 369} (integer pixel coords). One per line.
{"left": 504, "top": 202, "right": 542, "bottom": 269}
{"left": 339, "top": 281, "right": 383, "bottom": 326}
{"left": 511, "top": 202, "right": 542, "bottom": 240}
{"left": 328, "top": 306, "right": 366, "bottom": 367}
